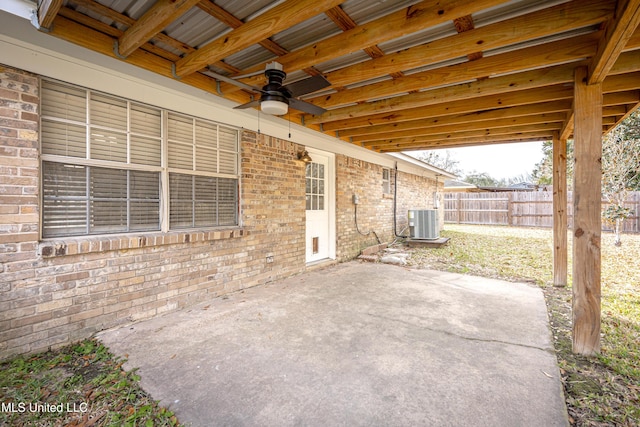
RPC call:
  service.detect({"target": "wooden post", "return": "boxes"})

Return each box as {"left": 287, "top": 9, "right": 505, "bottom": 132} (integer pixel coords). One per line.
{"left": 553, "top": 134, "right": 568, "bottom": 287}
{"left": 572, "top": 66, "right": 602, "bottom": 356}
{"left": 457, "top": 193, "right": 462, "bottom": 224}
{"left": 507, "top": 192, "right": 513, "bottom": 226}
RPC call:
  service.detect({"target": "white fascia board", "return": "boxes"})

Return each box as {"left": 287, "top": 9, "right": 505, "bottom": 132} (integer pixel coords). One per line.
{"left": 0, "top": 10, "right": 443, "bottom": 179}
{"left": 0, "top": 0, "right": 36, "bottom": 22}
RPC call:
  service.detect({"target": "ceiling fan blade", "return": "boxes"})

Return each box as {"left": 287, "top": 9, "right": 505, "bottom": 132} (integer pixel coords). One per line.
{"left": 289, "top": 98, "right": 326, "bottom": 115}
{"left": 283, "top": 75, "right": 331, "bottom": 97}
{"left": 207, "top": 69, "right": 264, "bottom": 94}
{"left": 233, "top": 100, "right": 261, "bottom": 110}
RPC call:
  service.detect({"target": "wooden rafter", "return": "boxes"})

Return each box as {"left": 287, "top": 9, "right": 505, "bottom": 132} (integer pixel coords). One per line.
{"left": 173, "top": 0, "right": 345, "bottom": 78}
{"left": 196, "top": 0, "right": 289, "bottom": 57}
{"left": 117, "top": 0, "right": 202, "bottom": 58}
{"left": 378, "top": 134, "right": 552, "bottom": 152}
{"left": 23, "top": 0, "right": 640, "bottom": 151}
{"left": 453, "top": 15, "right": 483, "bottom": 61}
{"left": 337, "top": 101, "right": 573, "bottom": 138}
{"left": 311, "top": 33, "right": 600, "bottom": 109}
{"left": 308, "top": 66, "right": 579, "bottom": 125}
{"left": 352, "top": 113, "right": 567, "bottom": 143}
{"left": 70, "top": 0, "right": 194, "bottom": 57}
{"left": 221, "top": 0, "right": 506, "bottom": 92}
{"left": 325, "top": 5, "right": 404, "bottom": 82}
{"left": 319, "top": 0, "right": 613, "bottom": 89}
{"left": 47, "top": 15, "right": 251, "bottom": 106}
{"left": 38, "top": 0, "right": 63, "bottom": 30}
{"left": 363, "top": 123, "right": 561, "bottom": 149}
{"left": 58, "top": 7, "right": 181, "bottom": 62}
{"left": 589, "top": 0, "right": 640, "bottom": 84}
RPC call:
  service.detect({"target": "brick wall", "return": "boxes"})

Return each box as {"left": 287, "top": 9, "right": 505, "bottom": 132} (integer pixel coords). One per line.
{"left": 0, "top": 63, "right": 443, "bottom": 359}
{"left": 0, "top": 65, "right": 41, "bottom": 357}
{"left": 0, "top": 64, "right": 307, "bottom": 359}
{"left": 335, "top": 154, "right": 441, "bottom": 261}
{"left": 394, "top": 169, "right": 442, "bottom": 232}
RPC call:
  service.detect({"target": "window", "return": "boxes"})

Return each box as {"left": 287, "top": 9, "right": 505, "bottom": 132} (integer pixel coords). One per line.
{"left": 305, "top": 162, "right": 325, "bottom": 210}
{"left": 40, "top": 80, "right": 239, "bottom": 238}
{"left": 382, "top": 168, "right": 391, "bottom": 194}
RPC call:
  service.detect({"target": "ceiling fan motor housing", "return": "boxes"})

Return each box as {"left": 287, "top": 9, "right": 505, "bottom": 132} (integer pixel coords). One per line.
{"left": 262, "top": 68, "right": 289, "bottom": 104}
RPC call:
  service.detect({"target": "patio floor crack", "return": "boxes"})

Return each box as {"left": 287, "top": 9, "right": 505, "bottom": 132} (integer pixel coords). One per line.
{"left": 366, "top": 311, "right": 555, "bottom": 355}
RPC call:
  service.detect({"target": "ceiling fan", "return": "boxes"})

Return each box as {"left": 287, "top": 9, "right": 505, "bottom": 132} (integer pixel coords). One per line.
{"left": 208, "top": 62, "right": 330, "bottom": 116}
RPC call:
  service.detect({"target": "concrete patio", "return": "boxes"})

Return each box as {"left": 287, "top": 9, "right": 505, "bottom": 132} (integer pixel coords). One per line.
{"left": 98, "top": 262, "right": 568, "bottom": 427}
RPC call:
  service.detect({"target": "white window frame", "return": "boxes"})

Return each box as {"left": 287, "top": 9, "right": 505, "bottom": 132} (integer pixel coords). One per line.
{"left": 40, "top": 79, "right": 240, "bottom": 238}
{"left": 382, "top": 168, "right": 391, "bottom": 194}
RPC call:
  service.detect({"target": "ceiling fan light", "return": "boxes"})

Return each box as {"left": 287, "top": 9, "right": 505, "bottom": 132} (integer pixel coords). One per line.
{"left": 261, "top": 100, "right": 288, "bottom": 115}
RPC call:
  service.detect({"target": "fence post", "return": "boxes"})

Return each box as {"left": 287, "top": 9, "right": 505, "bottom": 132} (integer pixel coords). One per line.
{"left": 457, "top": 193, "right": 462, "bottom": 224}
{"left": 507, "top": 193, "right": 513, "bottom": 226}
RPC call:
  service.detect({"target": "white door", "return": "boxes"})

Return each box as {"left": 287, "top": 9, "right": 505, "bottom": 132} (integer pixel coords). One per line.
{"left": 305, "top": 150, "right": 333, "bottom": 263}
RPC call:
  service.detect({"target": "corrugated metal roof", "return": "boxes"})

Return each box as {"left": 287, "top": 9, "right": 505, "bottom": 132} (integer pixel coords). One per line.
{"left": 28, "top": 0, "right": 640, "bottom": 151}
{"left": 340, "top": 0, "right": 421, "bottom": 25}
{"left": 164, "top": 7, "right": 223, "bottom": 49}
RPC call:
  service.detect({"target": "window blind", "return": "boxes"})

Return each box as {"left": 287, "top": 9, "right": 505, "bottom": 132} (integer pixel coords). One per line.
{"left": 41, "top": 79, "right": 239, "bottom": 237}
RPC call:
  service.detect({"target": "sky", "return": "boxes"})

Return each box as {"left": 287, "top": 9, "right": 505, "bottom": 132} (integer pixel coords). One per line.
{"left": 421, "top": 141, "right": 545, "bottom": 180}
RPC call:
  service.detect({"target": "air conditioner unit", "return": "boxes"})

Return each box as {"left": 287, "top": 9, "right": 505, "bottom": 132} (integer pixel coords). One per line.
{"left": 408, "top": 209, "right": 439, "bottom": 240}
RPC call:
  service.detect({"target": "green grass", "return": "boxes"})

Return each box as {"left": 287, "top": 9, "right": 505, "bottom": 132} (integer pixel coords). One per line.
{"left": 0, "top": 339, "right": 182, "bottom": 427}
{"left": 1, "top": 224, "right": 637, "bottom": 426}
{"left": 408, "top": 224, "right": 640, "bottom": 426}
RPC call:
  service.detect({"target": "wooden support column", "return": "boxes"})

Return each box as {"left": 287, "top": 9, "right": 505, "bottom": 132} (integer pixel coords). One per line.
{"left": 553, "top": 134, "right": 568, "bottom": 287}
{"left": 572, "top": 66, "right": 602, "bottom": 356}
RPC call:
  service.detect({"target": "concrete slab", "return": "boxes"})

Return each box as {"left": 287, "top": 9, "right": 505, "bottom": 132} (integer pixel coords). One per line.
{"left": 97, "top": 262, "right": 568, "bottom": 427}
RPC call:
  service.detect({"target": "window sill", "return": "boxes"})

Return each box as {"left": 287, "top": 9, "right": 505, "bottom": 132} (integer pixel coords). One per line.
{"left": 39, "top": 228, "right": 246, "bottom": 258}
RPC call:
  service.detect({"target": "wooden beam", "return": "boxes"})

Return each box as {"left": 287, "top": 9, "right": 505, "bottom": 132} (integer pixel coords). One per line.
{"left": 321, "top": 85, "right": 574, "bottom": 132}
{"left": 62, "top": 0, "right": 241, "bottom": 77}
{"left": 553, "top": 134, "right": 568, "bottom": 287}
{"left": 322, "top": 0, "right": 614, "bottom": 89}
{"left": 174, "top": 0, "right": 344, "bottom": 78}
{"left": 562, "top": 86, "right": 640, "bottom": 140}
{"left": 603, "top": 89, "right": 640, "bottom": 105}
{"left": 312, "top": 33, "right": 598, "bottom": 109}
{"left": 325, "top": 6, "right": 391, "bottom": 64}
{"left": 572, "top": 66, "right": 602, "bottom": 356}
{"left": 47, "top": 15, "right": 251, "bottom": 106}
{"left": 117, "top": 0, "right": 202, "bottom": 58}
{"left": 308, "top": 66, "right": 578, "bottom": 126}
{"left": 352, "top": 113, "right": 566, "bottom": 143}
{"left": 70, "top": 0, "right": 197, "bottom": 56}
{"left": 559, "top": 107, "right": 575, "bottom": 141}
{"left": 38, "top": 0, "right": 63, "bottom": 30}
{"left": 58, "top": 7, "right": 182, "bottom": 62}
{"left": 363, "top": 123, "right": 559, "bottom": 149}
{"left": 453, "top": 15, "right": 483, "bottom": 61}
{"left": 378, "top": 135, "right": 549, "bottom": 152}
{"left": 196, "top": 0, "right": 289, "bottom": 56}
{"left": 602, "top": 71, "right": 640, "bottom": 92}
{"left": 334, "top": 100, "right": 572, "bottom": 136}
{"left": 311, "top": 66, "right": 638, "bottom": 127}
{"left": 589, "top": 0, "right": 640, "bottom": 84}
{"left": 221, "top": 0, "right": 506, "bottom": 91}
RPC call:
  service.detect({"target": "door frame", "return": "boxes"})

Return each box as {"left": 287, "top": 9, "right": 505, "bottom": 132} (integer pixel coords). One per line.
{"left": 305, "top": 147, "right": 336, "bottom": 263}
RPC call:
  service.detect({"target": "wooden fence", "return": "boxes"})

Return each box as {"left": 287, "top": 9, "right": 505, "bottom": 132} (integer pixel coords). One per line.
{"left": 444, "top": 191, "right": 640, "bottom": 233}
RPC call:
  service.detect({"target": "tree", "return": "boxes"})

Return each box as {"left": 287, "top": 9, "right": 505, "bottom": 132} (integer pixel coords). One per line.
{"left": 531, "top": 140, "right": 553, "bottom": 185}
{"left": 601, "top": 111, "right": 640, "bottom": 246}
{"left": 463, "top": 171, "right": 500, "bottom": 187}
{"left": 416, "top": 150, "right": 463, "bottom": 176}
{"left": 531, "top": 140, "right": 574, "bottom": 186}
